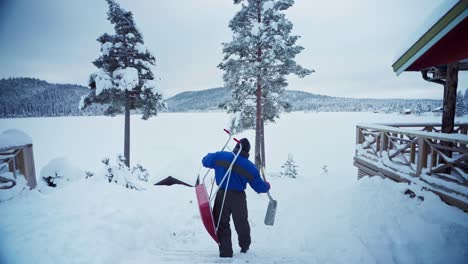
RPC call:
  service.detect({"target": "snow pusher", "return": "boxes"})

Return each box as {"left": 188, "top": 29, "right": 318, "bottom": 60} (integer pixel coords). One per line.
{"left": 260, "top": 164, "right": 277, "bottom": 226}
{"left": 194, "top": 129, "right": 243, "bottom": 244}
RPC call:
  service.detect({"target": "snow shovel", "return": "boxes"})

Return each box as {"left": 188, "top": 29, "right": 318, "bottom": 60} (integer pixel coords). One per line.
{"left": 260, "top": 165, "right": 277, "bottom": 226}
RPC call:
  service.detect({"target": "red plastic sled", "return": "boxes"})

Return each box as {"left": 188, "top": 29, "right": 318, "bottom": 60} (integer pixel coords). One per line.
{"left": 195, "top": 183, "right": 218, "bottom": 243}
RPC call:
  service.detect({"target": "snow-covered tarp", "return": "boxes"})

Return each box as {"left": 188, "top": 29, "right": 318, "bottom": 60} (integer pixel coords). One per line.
{"left": 0, "top": 129, "right": 32, "bottom": 150}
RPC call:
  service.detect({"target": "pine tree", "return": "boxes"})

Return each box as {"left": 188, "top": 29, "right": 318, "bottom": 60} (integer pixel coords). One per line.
{"left": 219, "top": 0, "right": 313, "bottom": 168}
{"left": 455, "top": 91, "right": 467, "bottom": 117}
{"left": 80, "top": 0, "right": 164, "bottom": 167}
{"left": 464, "top": 89, "right": 468, "bottom": 107}
{"left": 415, "top": 103, "right": 423, "bottom": 115}
{"left": 280, "top": 154, "right": 298, "bottom": 178}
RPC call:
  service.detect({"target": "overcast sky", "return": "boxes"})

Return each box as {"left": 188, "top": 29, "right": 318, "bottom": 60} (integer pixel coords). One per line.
{"left": 0, "top": 0, "right": 466, "bottom": 99}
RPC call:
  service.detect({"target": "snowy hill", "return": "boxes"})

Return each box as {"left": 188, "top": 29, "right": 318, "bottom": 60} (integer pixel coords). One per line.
{"left": 166, "top": 87, "right": 442, "bottom": 113}
{"left": 0, "top": 77, "right": 442, "bottom": 117}
{"left": 165, "top": 87, "right": 228, "bottom": 112}
{"left": 0, "top": 77, "right": 103, "bottom": 117}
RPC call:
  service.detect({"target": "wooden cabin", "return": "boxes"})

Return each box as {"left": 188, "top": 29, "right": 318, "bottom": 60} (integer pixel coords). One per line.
{"left": 355, "top": 1, "right": 468, "bottom": 211}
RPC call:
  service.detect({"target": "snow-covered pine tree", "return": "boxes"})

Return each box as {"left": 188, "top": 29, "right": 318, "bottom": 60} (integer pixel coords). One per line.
{"left": 80, "top": 0, "right": 164, "bottom": 167}
{"left": 464, "top": 89, "right": 468, "bottom": 107}
{"left": 219, "top": 0, "right": 313, "bottom": 168}
{"left": 280, "top": 154, "right": 298, "bottom": 178}
{"left": 455, "top": 91, "right": 467, "bottom": 117}
{"left": 415, "top": 103, "right": 423, "bottom": 115}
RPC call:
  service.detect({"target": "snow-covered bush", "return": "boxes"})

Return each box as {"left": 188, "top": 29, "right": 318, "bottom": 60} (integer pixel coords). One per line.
{"left": 280, "top": 154, "right": 298, "bottom": 179}
{"left": 101, "top": 155, "right": 149, "bottom": 190}
{"left": 321, "top": 165, "right": 328, "bottom": 176}
{"left": 40, "top": 157, "right": 83, "bottom": 188}
{"left": 132, "top": 164, "right": 150, "bottom": 182}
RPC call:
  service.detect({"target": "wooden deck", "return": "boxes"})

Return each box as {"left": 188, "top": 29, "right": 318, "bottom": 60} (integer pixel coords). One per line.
{"left": 0, "top": 144, "right": 37, "bottom": 189}
{"left": 354, "top": 123, "right": 468, "bottom": 212}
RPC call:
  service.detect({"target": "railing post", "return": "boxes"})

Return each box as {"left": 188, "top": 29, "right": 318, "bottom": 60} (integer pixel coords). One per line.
{"left": 382, "top": 132, "right": 388, "bottom": 151}
{"left": 416, "top": 137, "right": 428, "bottom": 177}
{"left": 376, "top": 133, "right": 381, "bottom": 153}
{"left": 356, "top": 126, "right": 363, "bottom": 144}
{"left": 431, "top": 148, "right": 437, "bottom": 172}
{"left": 410, "top": 140, "right": 416, "bottom": 164}
{"left": 461, "top": 126, "right": 468, "bottom": 149}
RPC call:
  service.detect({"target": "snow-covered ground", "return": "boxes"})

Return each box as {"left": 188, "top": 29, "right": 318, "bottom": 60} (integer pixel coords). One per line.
{"left": 1, "top": 112, "right": 467, "bottom": 263}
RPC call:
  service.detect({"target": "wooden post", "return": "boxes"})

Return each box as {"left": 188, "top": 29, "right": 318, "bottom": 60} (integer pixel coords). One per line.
{"left": 416, "top": 137, "right": 428, "bottom": 177}
{"left": 382, "top": 132, "right": 388, "bottom": 151}
{"left": 23, "top": 145, "right": 37, "bottom": 189}
{"left": 431, "top": 148, "right": 438, "bottom": 169}
{"left": 356, "top": 126, "right": 363, "bottom": 144}
{"left": 376, "top": 134, "right": 381, "bottom": 153}
{"left": 13, "top": 145, "right": 37, "bottom": 189}
{"left": 410, "top": 141, "right": 416, "bottom": 163}
{"left": 441, "top": 62, "right": 458, "bottom": 135}
{"left": 462, "top": 126, "right": 468, "bottom": 149}
{"left": 16, "top": 148, "right": 26, "bottom": 176}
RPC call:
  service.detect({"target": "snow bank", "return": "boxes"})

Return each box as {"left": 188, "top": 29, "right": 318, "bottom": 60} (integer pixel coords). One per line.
{"left": 0, "top": 129, "right": 32, "bottom": 150}
{"left": 351, "top": 176, "right": 468, "bottom": 264}
{"left": 0, "top": 172, "right": 29, "bottom": 202}
{"left": 1, "top": 112, "right": 466, "bottom": 263}
{"left": 39, "top": 157, "right": 84, "bottom": 190}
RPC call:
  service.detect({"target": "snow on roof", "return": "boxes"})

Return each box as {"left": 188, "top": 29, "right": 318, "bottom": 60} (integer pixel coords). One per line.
{"left": 0, "top": 129, "right": 33, "bottom": 150}
{"left": 393, "top": 0, "right": 460, "bottom": 63}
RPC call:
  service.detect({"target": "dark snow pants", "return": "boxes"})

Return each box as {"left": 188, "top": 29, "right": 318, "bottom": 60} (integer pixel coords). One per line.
{"left": 213, "top": 189, "right": 251, "bottom": 257}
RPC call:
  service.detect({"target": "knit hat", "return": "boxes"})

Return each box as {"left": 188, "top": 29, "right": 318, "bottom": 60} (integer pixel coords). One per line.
{"left": 234, "top": 138, "right": 251, "bottom": 153}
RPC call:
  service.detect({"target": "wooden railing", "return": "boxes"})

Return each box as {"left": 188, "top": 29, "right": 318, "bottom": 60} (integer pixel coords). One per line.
{"left": 0, "top": 144, "right": 37, "bottom": 189}
{"left": 355, "top": 123, "right": 468, "bottom": 207}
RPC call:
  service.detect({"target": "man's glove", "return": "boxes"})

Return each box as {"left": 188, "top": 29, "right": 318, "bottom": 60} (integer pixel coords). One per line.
{"left": 266, "top": 181, "right": 271, "bottom": 190}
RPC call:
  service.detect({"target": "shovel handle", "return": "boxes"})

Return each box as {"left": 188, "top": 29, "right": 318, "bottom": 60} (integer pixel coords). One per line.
{"left": 259, "top": 164, "right": 274, "bottom": 200}
{"left": 260, "top": 164, "right": 267, "bottom": 182}
{"left": 266, "top": 191, "right": 274, "bottom": 201}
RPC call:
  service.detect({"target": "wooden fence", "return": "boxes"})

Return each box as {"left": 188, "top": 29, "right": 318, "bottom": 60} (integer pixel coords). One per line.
{"left": 354, "top": 123, "right": 468, "bottom": 211}
{"left": 0, "top": 144, "right": 37, "bottom": 189}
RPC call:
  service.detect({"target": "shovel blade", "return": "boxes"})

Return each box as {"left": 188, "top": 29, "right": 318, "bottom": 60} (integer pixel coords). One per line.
{"left": 264, "top": 199, "right": 277, "bottom": 226}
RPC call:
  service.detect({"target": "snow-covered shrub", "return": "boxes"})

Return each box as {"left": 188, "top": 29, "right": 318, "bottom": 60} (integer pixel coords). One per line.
{"left": 280, "top": 154, "right": 298, "bottom": 179}
{"left": 85, "top": 171, "right": 94, "bottom": 179}
{"left": 131, "top": 164, "right": 150, "bottom": 182}
{"left": 101, "top": 155, "right": 148, "bottom": 190}
{"left": 40, "top": 157, "right": 83, "bottom": 188}
{"left": 321, "top": 165, "right": 328, "bottom": 176}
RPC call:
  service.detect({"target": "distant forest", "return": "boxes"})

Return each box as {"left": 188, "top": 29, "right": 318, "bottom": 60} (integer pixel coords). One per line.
{"left": 0, "top": 78, "right": 104, "bottom": 118}
{"left": 0, "top": 77, "right": 444, "bottom": 118}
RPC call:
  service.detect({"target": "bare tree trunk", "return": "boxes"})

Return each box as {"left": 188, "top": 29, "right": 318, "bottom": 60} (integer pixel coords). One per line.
{"left": 124, "top": 97, "right": 130, "bottom": 167}
{"left": 254, "top": 0, "right": 263, "bottom": 169}
{"left": 261, "top": 119, "right": 266, "bottom": 168}
{"left": 255, "top": 76, "right": 262, "bottom": 168}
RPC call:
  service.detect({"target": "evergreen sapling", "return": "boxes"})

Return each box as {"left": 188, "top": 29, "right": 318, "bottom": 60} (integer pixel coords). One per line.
{"left": 280, "top": 154, "right": 298, "bottom": 178}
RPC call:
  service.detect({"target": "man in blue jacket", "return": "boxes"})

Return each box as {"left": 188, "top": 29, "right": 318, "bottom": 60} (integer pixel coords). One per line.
{"left": 202, "top": 138, "right": 270, "bottom": 258}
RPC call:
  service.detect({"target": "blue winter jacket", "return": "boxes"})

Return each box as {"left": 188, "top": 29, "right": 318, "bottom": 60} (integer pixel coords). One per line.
{"left": 202, "top": 151, "right": 270, "bottom": 193}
